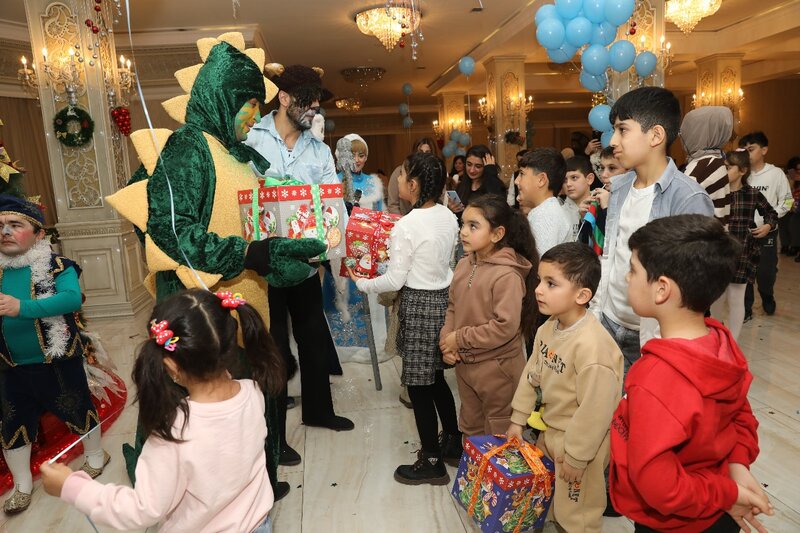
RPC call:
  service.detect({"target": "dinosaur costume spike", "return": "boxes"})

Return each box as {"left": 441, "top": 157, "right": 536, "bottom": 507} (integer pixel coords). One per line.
{"left": 105, "top": 179, "right": 148, "bottom": 231}
{"left": 129, "top": 129, "right": 173, "bottom": 175}
{"left": 217, "top": 32, "right": 245, "bottom": 52}
{"left": 196, "top": 37, "right": 220, "bottom": 62}
{"left": 161, "top": 95, "right": 189, "bottom": 124}
{"left": 174, "top": 64, "right": 203, "bottom": 94}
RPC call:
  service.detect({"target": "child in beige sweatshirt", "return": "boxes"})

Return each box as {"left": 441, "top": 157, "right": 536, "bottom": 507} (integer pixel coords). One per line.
{"left": 508, "top": 242, "right": 623, "bottom": 533}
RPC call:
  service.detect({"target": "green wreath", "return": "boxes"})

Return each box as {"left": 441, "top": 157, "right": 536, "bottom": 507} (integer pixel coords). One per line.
{"left": 53, "top": 106, "right": 94, "bottom": 148}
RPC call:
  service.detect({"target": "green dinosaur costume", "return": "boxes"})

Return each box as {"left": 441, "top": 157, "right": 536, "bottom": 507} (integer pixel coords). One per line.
{"left": 107, "top": 32, "right": 324, "bottom": 487}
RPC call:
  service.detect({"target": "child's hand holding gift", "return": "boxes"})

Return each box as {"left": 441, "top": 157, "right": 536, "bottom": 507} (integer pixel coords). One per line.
{"left": 506, "top": 423, "right": 524, "bottom": 442}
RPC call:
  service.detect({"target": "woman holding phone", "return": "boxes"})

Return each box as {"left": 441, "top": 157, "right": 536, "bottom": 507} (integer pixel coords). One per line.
{"left": 448, "top": 145, "right": 505, "bottom": 219}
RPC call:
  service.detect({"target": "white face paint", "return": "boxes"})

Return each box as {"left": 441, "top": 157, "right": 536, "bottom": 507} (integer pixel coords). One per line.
{"left": 1, "top": 226, "right": 13, "bottom": 236}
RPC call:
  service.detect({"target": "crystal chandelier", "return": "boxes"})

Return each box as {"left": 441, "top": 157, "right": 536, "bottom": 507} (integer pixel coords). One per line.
{"left": 355, "top": 2, "right": 422, "bottom": 54}
{"left": 335, "top": 98, "right": 363, "bottom": 113}
{"left": 665, "top": 0, "right": 722, "bottom": 34}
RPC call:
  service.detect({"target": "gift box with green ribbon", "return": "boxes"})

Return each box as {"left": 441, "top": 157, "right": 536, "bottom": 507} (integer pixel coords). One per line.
{"left": 238, "top": 178, "right": 345, "bottom": 261}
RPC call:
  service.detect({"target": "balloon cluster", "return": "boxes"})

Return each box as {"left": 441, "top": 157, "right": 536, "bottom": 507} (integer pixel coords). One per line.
{"left": 534, "top": 0, "right": 661, "bottom": 147}
{"left": 399, "top": 83, "right": 414, "bottom": 129}
{"left": 111, "top": 106, "right": 131, "bottom": 136}
{"left": 442, "top": 129, "right": 471, "bottom": 158}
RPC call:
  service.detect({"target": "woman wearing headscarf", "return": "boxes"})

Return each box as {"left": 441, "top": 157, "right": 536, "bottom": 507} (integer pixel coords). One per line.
{"left": 680, "top": 106, "right": 734, "bottom": 228}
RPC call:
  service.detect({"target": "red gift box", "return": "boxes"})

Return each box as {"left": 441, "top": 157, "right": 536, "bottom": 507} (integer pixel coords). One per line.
{"left": 341, "top": 207, "right": 401, "bottom": 279}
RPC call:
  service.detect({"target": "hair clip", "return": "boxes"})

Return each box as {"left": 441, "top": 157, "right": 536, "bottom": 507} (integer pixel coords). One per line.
{"left": 216, "top": 291, "right": 247, "bottom": 309}
{"left": 150, "top": 319, "right": 180, "bottom": 352}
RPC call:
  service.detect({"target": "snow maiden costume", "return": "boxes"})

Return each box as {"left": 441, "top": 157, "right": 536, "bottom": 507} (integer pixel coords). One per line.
{"left": 106, "top": 32, "right": 325, "bottom": 495}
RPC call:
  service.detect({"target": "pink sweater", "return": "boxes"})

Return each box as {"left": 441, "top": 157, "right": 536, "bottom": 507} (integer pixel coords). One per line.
{"left": 61, "top": 380, "right": 273, "bottom": 532}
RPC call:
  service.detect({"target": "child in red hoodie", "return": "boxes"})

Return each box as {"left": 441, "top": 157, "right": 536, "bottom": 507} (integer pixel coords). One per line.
{"left": 610, "top": 214, "right": 773, "bottom": 533}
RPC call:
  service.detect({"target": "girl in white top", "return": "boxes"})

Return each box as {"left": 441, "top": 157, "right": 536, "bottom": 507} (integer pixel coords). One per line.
{"left": 40, "top": 289, "right": 284, "bottom": 533}
{"left": 349, "top": 152, "right": 461, "bottom": 486}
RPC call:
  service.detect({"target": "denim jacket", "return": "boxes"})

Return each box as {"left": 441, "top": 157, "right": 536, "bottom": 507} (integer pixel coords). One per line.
{"left": 244, "top": 111, "right": 338, "bottom": 185}
{"left": 590, "top": 158, "right": 714, "bottom": 340}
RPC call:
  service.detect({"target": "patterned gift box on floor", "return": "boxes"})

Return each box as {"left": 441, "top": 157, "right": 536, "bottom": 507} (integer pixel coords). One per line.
{"left": 238, "top": 178, "right": 346, "bottom": 262}
{"left": 340, "top": 206, "right": 401, "bottom": 279}
{"left": 452, "top": 435, "right": 555, "bottom": 533}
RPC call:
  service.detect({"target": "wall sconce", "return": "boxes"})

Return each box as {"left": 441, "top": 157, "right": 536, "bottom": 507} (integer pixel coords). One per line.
{"left": 478, "top": 96, "right": 495, "bottom": 125}
{"left": 432, "top": 119, "right": 443, "bottom": 140}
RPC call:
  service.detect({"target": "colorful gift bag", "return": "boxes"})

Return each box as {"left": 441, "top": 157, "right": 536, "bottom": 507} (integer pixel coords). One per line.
{"left": 340, "top": 206, "right": 401, "bottom": 279}
{"left": 238, "top": 179, "right": 345, "bottom": 261}
{"left": 452, "top": 435, "right": 555, "bottom": 533}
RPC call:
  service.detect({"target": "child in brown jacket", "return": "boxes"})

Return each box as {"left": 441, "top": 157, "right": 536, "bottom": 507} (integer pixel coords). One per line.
{"left": 508, "top": 242, "right": 623, "bottom": 533}
{"left": 440, "top": 195, "right": 539, "bottom": 436}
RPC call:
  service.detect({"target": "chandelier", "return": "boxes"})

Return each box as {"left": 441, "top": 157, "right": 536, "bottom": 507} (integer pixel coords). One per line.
{"left": 341, "top": 67, "right": 386, "bottom": 88}
{"left": 335, "top": 98, "right": 363, "bottom": 113}
{"left": 355, "top": 2, "right": 422, "bottom": 55}
{"left": 665, "top": 0, "right": 722, "bottom": 33}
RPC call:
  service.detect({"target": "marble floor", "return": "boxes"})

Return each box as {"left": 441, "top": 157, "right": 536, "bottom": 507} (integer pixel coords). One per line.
{"left": 2, "top": 255, "right": 799, "bottom": 532}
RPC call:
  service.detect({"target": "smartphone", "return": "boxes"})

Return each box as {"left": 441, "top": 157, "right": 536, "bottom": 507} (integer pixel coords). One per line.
{"left": 446, "top": 190, "right": 462, "bottom": 205}
{"left": 592, "top": 130, "right": 603, "bottom": 142}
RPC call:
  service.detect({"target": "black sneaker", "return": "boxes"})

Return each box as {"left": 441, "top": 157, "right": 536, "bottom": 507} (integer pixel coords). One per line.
{"left": 279, "top": 444, "right": 301, "bottom": 466}
{"left": 274, "top": 481, "right": 290, "bottom": 501}
{"left": 394, "top": 450, "right": 450, "bottom": 486}
{"left": 286, "top": 396, "right": 297, "bottom": 410}
{"left": 763, "top": 298, "right": 776, "bottom": 316}
{"left": 743, "top": 311, "right": 753, "bottom": 323}
{"left": 304, "top": 415, "right": 355, "bottom": 431}
{"left": 438, "top": 431, "right": 463, "bottom": 467}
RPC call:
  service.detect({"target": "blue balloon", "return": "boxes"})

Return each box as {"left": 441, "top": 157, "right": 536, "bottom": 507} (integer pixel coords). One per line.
{"left": 456, "top": 147, "right": 467, "bottom": 157}
{"left": 583, "top": 0, "right": 606, "bottom": 23}
{"left": 601, "top": 129, "right": 614, "bottom": 148}
{"left": 634, "top": 51, "right": 658, "bottom": 77}
{"left": 609, "top": 40, "right": 636, "bottom": 72}
{"left": 324, "top": 119, "right": 335, "bottom": 132}
{"left": 590, "top": 21, "right": 617, "bottom": 46}
{"left": 402, "top": 83, "right": 413, "bottom": 96}
{"left": 398, "top": 102, "right": 409, "bottom": 116}
{"left": 450, "top": 130, "right": 461, "bottom": 141}
{"left": 402, "top": 116, "right": 414, "bottom": 129}
{"left": 535, "top": 4, "right": 559, "bottom": 24}
{"left": 589, "top": 104, "right": 613, "bottom": 132}
{"left": 581, "top": 44, "right": 610, "bottom": 76}
{"left": 604, "top": 0, "right": 635, "bottom": 26}
{"left": 458, "top": 56, "right": 476, "bottom": 77}
{"left": 566, "top": 16, "right": 593, "bottom": 47}
{"left": 459, "top": 132, "right": 471, "bottom": 146}
{"left": 555, "top": 0, "right": 582, "bottom": 20}
{"left": 579, "top": 70, "right": 607, "bottom": 92}
{"left": 536, "top": 17, "right": 566, "bottom": 49}
{"left": 547, "top": 43, "right": 578, "bottom": 64}
{"left": 446, "top": 140, "right": 458, "bottom": 151}
{"left": 442, "top": 144, "right": 455, "bottom": 158}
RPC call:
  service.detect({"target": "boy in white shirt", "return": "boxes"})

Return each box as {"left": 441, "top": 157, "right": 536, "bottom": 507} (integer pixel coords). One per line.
{"left": 738, "top": 131, "right": 793, "bottom": 318}
{"left": 515, "top": 148, "right": 572, "bottom": 257}
{"left": 591, "top": 87, "right": 713, "bottom": 375}
{"left": 562, "top": 156, "right": 597, "bottom": 241}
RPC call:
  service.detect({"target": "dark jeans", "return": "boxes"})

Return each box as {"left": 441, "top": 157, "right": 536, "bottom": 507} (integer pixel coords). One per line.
{"left": 635, "top": 512, "right": 739, "bottom": 532}
{"left": 407, "top": 370, "right": 459, "bottom": 453}
{"left": 269, "top": 274, "right": 337, "bottom": 445}
{"left": 745, "top": 233, "right": 777, "bottom": 313}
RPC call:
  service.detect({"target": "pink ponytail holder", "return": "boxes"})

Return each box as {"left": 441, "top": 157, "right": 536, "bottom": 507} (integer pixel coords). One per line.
{"left": 216, "top": 291, "right": 247, "bottom": 309}
{"left": 149, "top": 319, "right": 180, "bottom": 352}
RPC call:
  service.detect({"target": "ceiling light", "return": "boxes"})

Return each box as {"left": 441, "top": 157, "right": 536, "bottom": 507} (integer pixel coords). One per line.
{"left": 355, "top": 4, "right": 421, "bottom": 52}
{"left": 665, "top": 0, "right": 722, "bottom": 34}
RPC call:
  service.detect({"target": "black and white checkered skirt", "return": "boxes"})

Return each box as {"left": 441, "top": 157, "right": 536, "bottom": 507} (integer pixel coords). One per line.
{"left": 396, "top": 286, "right": 450, "bottom": 386}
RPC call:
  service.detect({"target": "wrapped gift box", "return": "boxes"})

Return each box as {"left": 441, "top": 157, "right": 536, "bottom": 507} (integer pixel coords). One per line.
{"left": 341, "top": 207, "right": 401, "bottom": 279}
{"left": 238, "top": 182, "right": 345, "bottom": 261}
{"left": 452, "top": 435, "right": 555, "bottom": 533}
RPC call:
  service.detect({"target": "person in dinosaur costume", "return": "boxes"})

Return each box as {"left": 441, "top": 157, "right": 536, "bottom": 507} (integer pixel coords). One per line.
{"left": 106, "top": 32, "right": 324, "bottom": 501}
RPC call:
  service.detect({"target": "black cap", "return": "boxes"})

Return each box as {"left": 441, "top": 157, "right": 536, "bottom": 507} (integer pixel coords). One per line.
{"left": 269, "top": 65, "right": 333, "bottom": 103}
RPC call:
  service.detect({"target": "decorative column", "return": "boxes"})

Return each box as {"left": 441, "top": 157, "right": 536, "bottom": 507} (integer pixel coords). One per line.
{"left": 482, "top": 56, "right": 527, "bottom": 184}
{"left": 24, "top": 0, "right": 148, "bottom": 318}
{"left": 694, "top": 54, "right": 745, "bottom": 121}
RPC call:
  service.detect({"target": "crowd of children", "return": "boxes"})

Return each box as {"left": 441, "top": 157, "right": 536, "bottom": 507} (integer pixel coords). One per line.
{"left": 3, "top": 84, "right": 784, "bottom": 532}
